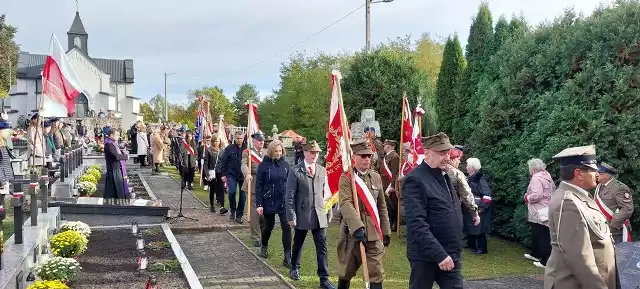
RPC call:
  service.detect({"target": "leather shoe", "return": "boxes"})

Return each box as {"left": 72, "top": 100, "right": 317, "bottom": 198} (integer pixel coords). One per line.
{"left": 337, "top": 279, "right": 350, "bottom": 289}
{"left": 370, "top": 282, "right": 383, "bottom": 289}
{"left": 320, "top": 279, "right": 336, "bottom": 289}
{"left": 289, "top": 269, "right": 300, "bottom": 281}
{"left": 259, "top": 245, "right": 268, "bottom": 258}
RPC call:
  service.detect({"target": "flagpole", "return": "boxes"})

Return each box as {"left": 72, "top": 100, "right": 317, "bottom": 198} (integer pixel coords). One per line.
{"left": 245, "top": 103, "right": 253, "bottom": 225}
{"left": 336, "top": 73, "right": 370, "bottom": 289}
{"left": 396, "top": 92, "right": 407, "bottom": 238}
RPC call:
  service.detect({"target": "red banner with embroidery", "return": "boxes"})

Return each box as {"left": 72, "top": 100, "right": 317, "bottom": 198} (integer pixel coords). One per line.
{"left": 347, "top": 172, "right": 383, "bottom": 239}
{"left": 594, "top": 190, "right": 632, "bottom": 242}
{"left": 181, "top": 139, "right": 195, "bottom": 156}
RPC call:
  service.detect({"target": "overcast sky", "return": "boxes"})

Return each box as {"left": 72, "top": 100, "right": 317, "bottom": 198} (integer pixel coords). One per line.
{"left": 3, "top": 0, "right": 607, "bottom": 104}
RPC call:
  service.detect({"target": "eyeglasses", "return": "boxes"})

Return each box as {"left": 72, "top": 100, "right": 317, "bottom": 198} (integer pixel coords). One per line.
{"left": 358, "top": 155, "right": 373, "bottom": 159}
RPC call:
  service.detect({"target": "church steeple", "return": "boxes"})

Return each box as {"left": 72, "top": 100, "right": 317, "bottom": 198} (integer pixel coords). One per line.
{"left": 67, "top": 11, "right": 88, "bottom": 54}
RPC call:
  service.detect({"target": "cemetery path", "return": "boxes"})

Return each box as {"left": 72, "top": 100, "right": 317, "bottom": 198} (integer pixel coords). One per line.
{"left": 142, "top": 174, "right": 291, "bottom": 288}
{"left": 142, "top": 174, "right": 244, "bottom": 232}
{"left": 175, "top": 231, "right": 291, "bottom": 289}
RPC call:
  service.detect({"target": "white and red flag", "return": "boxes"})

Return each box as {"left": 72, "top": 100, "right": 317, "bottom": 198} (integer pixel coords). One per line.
{"left": 245, "top": 103, "right": 262, "bottom": 164}
{"left": 41, "top": 34, "right": 85, "bottom": 117}
{"left": 324, "top": 70, "right": 351, "bottom": 212}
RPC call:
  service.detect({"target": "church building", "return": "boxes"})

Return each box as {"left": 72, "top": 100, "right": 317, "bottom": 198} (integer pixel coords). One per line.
{"left": 6, "top": 11, "right": 142, "bottom": 127}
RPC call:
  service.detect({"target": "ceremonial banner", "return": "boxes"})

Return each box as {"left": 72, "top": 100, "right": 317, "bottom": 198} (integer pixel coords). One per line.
{"left": 41, "top": 34, "right": 85, "bottom": 117}
{"left": 324, "top": 70, "right": 351, "bottom": 212}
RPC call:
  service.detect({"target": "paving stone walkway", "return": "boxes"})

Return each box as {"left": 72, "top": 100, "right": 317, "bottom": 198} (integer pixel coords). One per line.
{"left": 175, "top": 231, "right": 290, "bottom": 289}
{"left": 142, "top": 174, "right": 244, "bottom": 231}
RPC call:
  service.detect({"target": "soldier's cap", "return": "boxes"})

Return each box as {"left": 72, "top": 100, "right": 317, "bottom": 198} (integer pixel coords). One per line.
{"left": 552, "top": 145, "right": 598, "bottom": 170}
{"left": 251, "top": 132, "right": 265, "bottom": 141}
{"left": 597, "top": 162, "right": 618, "bottom": 175}
{"left": 29, "top": 112, "right": 39, "bottom": 120}
{"left": 43, "top": 120, "right": 52, "bottom": 128}
{"left": 351, "top": 139, "right": 374, "bottom": 155}
{"left": 303, "top": 141, "right": 322, "bottom": 152}
{"left": 383, "top": 139, "right": 397, "bottom": 147}
{"left": 364, "top": 127, "right": 376, "bottom": 133}
{"left": 0, "top": 121, "right": 10, "bottom": 130}
{"left": 422, "top": 132, "right": 454, "bottom": 152}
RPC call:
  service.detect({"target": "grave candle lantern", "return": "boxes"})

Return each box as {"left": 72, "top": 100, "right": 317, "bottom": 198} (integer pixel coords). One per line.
{"left": 136, "top": 232, "right": 144, "bottom": 250}
{"left": 137, "top": 250, "right": 148, "bottom": 271}
{"left": 131, "top": 219, "right": 138, "bottom": 235}
{"left": 145, "top": 275, "right": 157, "bottom": 289}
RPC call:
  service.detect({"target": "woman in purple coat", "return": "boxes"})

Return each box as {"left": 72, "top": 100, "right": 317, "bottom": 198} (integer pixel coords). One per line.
{"left": 103, "top": 127, "right": 129, "bottom": 199}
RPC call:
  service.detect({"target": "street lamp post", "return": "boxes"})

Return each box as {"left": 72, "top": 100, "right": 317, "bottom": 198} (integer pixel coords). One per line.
{"left": 365, "top": 0, "right": 394, "bottom": 52}
{"left": 164, "top": 72, "right": 175, "bottom": 122}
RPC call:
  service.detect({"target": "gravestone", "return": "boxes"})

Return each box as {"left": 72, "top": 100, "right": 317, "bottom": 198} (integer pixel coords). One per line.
{"left": 350, "top": 109, "right": 381, "bottom": 141}
{"left": 616, "top": 241, "right": 640, "bottom": 288}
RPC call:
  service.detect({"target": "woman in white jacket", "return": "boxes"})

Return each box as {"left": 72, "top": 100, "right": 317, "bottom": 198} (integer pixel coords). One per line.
{"left": 136, "top": 124, "right": 149, "bottom": 166}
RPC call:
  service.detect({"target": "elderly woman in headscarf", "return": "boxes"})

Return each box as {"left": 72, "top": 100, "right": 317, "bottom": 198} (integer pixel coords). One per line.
{"left": 103, "top": 127, "right": 130, "bottom": 199}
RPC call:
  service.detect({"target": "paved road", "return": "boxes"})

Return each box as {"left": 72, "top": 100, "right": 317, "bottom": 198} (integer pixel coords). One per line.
{"left": 175, "top": 231, "right": 290, "bottom": 289}
{"left": 142, "top": 174, "right": 244, "bottom": 231}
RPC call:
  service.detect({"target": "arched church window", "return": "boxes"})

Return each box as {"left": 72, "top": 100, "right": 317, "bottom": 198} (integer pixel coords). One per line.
{"left": 75, "top": 93, "right": 89, "bottom": 117}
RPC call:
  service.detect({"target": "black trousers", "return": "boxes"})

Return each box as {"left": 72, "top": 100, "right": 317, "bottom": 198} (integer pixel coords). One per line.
{"left": 385, "top": 192, "right": 398, "bottom": 227}
{"left": 467, "top": 234, "right": 488, "bottom": 253}
{"left": 208, "top": 177, "right": 225, "bottom": 208}
{"left": 181, "top": 166, "right": 195, "bottom": 186}
{"left": 261, "top": 212, "right": 292, "bottom": 249}
{"left": 291, "top": 227, "right": 330, "bottom": 281}
{"left": 137, "top": 155, "right": 147, "bottom": 166}
{"left": 409, "top": 257, "right": 463, "bottom": 289}
{"left": 530, "top": 222, "right": 551, "bottom": 265}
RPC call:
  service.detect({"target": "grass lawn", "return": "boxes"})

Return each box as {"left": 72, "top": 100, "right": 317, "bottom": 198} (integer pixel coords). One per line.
{"left": 235, "top": 226, "right": 543, "bottom": 289}
{"left": 2, "top": 197, "right": 15, "bottom": 243}
{"left": 159, "top": 166, "right": 230, "bottom": 207}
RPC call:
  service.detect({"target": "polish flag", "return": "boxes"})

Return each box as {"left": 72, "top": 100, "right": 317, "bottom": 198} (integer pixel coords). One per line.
{"left": 41, "top": 34, "right": 85, "bottom": 117}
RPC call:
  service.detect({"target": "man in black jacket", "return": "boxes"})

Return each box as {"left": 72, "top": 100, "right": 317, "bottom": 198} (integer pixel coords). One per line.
{"left": 403, "top": 132, "right": 463, "bottom": 289}
{"left": 219, "top": 130, "right": 246, "bottom": 223}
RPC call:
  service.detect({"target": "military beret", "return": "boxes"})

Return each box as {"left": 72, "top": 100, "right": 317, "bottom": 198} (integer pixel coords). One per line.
{"left": 422, "top": 132, "right": 454, "bottom": 152}
{"left": 351, "top": 139, "right": 374, "bottom": 155}
{"left": 597, "top": 162, "right": 618, "bottom": 175}
{"left": 552, "top": 145, "right": 597, "bottom": 170}
{"left": 0, "top": 121, "right": 10, "bottom": 130}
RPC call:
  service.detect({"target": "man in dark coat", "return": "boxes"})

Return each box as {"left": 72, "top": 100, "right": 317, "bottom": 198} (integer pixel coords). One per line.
{"left": 285, "top": 141, "right": 335, "bottom": 289}
{"left": 403, "top": 132, "right": 463, "bottom": 289}
{"left": 219, "top": 130, "right": 246, "bottom": 223}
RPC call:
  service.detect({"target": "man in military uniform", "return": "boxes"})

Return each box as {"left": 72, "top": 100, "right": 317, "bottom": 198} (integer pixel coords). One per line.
{"left": 337, "top": 139, "right": 391, "bottom": 289}
{"left": 544, "top": 145, "right": 617, "bottom": 289}
{"left": 242, "top": 132, "right": 267, "bottom": 248}
{"left": 364, "top": 127, "right": 384, "bottom": 170}
{"left": 595, "top": 162, "right": 634, "bottom": 244}
{"left": 379, "top": 140, "right": 400, "bottom": 232}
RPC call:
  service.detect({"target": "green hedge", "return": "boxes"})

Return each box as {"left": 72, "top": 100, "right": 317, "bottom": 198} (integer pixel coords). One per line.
{"left": 459, "top": 1, "right": 640, "bottom": 245}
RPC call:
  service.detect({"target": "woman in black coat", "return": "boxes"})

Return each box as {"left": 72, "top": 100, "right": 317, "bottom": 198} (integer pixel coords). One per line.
{"left": 103, "top": 128, "right": 129, "bottom": 199}
{"left": 255, "top": 140, "right": 291, "bottom": 264}
{"left": 203, "top": 136, "right": 228, "bottom": 215}
{"left": 465, "top": 157, "right": 493, "bottom": 255}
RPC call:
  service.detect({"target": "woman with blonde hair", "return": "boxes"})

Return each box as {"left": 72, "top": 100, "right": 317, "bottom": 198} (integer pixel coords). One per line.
{"left": 255, "top": 140, "right": 291, "bottom": 263}
{"left": 523, "top": 158, "right": 555, "bottom": 268}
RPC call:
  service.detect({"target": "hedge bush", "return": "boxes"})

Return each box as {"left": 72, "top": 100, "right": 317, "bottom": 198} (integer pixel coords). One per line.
{"left": 456, "top": 1, "right": 640, "bottom": 244}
